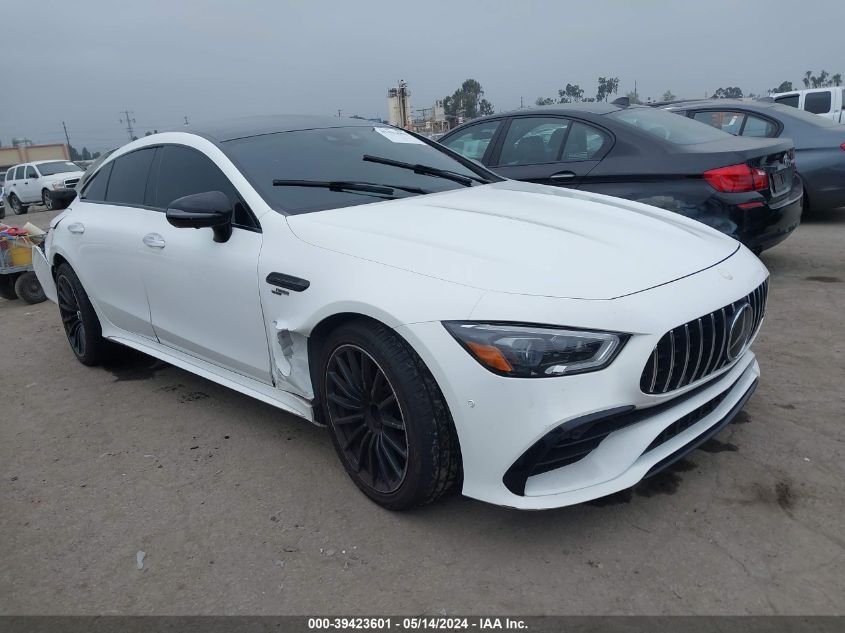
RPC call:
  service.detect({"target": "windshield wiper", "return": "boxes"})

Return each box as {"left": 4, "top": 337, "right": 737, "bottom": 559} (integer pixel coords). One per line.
{"left": 362, "top": 155, "right": 490, "bottom": 186}
{"left": 272, "top": 180, "right": 429, "bottom": 197}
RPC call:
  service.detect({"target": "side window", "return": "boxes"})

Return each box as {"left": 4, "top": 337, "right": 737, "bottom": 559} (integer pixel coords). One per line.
{"left": 440, "top": 121, "right": 501, "bottom": 162}
{"left": 154, "top": 145, "right": 255, "bottom": 228}
{"left": 498, "top": 117, "right": 570, "bottom": 166}
{"left": 14, "top": 166, "right": 24, "bottom": 180}
{"left": 561, "top": 121, "right": 607, "bottom": 161}
{"left": 104, "top": 148, "right": 156, "bottom": 206}
{"left": 693, "top": 111, "right": 744, "bottom": 135}
{"left": 80, "top": 162, "right": 113, "bottom": 202}
{"left": 804, "top": 91, "right": 832, "bottom": 114}
{"left": 26, "top": 166, "right": 37, "bottom": 179}
{"left": 774, "top": 94, "right": 799, "bottom": 108}
{"left": 5, "top": 169, "right": 14, "bottom": 182}
{"left": 741, "top": 115, "right": 777, "bottom": 138}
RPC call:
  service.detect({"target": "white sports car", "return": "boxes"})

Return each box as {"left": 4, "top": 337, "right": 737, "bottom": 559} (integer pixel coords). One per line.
{"left": 33, "top": 116, "right": 768, "bottom": 510}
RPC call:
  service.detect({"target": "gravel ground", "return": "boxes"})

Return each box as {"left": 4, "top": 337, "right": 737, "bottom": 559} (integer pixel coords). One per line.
{"left": 1, "top": 206, "right": 843, "bottom": 615}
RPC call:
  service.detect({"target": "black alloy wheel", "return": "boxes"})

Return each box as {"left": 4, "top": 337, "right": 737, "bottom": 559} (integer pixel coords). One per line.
{"left": 325, "top": 344, "right": 409, "bottom": 494}
{"left": 57, "top": 273, "right": 86, "bottom": 358}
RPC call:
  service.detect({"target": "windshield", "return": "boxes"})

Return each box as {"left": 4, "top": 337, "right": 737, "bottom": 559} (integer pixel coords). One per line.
{"left": 770, "top": 103, "right": 839, "bottom": 128}
{"left": 223, "top": 125, "right": 494, "bottom": 214}
{"left": 37, "top": 161, "right": 82, "bottom": 176}
{"left": 608, "top": 107, "right": 731, "bottom": 145}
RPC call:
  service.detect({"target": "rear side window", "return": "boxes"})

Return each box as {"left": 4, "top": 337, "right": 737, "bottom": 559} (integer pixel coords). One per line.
{"left": 804, "top": 91, "right": 832, "bottom": 114}
{"left": 498, "top": 117, "right": 570, "bottom": 165}
{"left": 154, "top": 145, "right": 255, "bottom": 228}
{"left": 105, "top": 149, "right": 156, "bottom": 206}
{"left": 441, "top": 120, "right": 501, "bottom": 162}
{"left": 5, "top": 169, "right": 13, "bottom": 181}
{"left": 80, "top": 162, "right": 113, "bottom": 202}
{"left": 14, "top": 166, "right": 24, "bottom": 180}
{"left": 774, "top": 94, "right": 799, "bottom": 108}
{"left": 741, "top": 115, "right": 778, "bottom": 138}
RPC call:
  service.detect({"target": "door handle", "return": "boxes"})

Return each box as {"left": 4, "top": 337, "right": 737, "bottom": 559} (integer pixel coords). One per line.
{"left": 550, "top": 171, "right": 576, "bottom": 180}
{"left": 67, "top": 222, "right": 85, "bottom": 234}
{"left": 142, "top": 233, "right": 166, "bottom": 248}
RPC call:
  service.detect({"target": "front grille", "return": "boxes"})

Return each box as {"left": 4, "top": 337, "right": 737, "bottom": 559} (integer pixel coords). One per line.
{"left": 640, "top": 279, "right": 768, "bottom": 394}
{"left": 63, "top": 178, "right": 79, "bottom": 188}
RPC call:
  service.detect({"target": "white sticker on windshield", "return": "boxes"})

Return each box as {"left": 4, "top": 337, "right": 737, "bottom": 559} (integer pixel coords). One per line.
{"left": 373, "top": 127, "right": 425, "bottom": 144}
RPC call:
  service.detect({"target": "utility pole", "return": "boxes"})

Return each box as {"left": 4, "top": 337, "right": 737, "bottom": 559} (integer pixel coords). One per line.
{"left": 62, "top": 121, "right": 72, "bottom": 155}
{"left": 184, "top": 115, "right": 190, "bottom": 126}
{"left": 119, "top": 110, "right": 136, "bottom": 141}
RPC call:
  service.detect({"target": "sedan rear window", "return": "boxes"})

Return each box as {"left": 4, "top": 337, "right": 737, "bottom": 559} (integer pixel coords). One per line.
{"left": 224, "top": 126, "right": 491, "bottom": 215}
{"left": 608, "top": 107, "right": 730, "bottom": 145}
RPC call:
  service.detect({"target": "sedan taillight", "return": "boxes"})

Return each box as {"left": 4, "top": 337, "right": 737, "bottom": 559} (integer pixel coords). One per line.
{"left": 703, "top": 163, "right": 769, "bottom": 193}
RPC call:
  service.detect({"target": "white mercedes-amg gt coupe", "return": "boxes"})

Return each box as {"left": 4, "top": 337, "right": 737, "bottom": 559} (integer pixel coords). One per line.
{"left": 33, "top": 116, "right": 769, "bottom": 510}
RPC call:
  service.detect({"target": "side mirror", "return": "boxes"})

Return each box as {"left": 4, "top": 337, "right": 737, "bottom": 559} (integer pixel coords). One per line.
{"left": 166, "top": 191, "right": 233, "bottom": 243}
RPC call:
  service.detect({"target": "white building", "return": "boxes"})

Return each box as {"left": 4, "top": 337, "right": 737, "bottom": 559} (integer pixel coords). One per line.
{"left": 387, "top": 80, "right": 412, "bottom": 129}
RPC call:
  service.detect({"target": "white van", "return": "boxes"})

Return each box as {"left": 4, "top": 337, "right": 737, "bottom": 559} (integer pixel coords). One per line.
{"left": 771, "top": 88, "right": 845, "bottom": 123}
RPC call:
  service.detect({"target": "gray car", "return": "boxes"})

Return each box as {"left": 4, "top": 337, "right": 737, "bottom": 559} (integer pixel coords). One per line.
{"left": 661, "top": 100, "right": 845, "bottom": 211}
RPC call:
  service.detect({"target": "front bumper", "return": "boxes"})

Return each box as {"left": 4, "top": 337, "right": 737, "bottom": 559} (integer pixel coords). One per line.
{"left": 397, "top": 246, "right": 768, "bottom": 509}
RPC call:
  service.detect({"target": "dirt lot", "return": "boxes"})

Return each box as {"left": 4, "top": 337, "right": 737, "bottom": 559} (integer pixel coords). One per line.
{"left": 1, "top": 206, "right": 843, "bottom": 615}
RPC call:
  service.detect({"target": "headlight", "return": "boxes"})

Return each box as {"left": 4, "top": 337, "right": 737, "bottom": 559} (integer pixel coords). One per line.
{"left": 443, "top": 322, "right": 628, "bottom": 378}
{"left": 52, "top": 182, "right": 65, "bottom": 190}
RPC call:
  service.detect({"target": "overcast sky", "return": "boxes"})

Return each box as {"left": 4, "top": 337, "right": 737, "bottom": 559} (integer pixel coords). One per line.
{"left": 0, "top": 0, "right": 839, "bottom": 152}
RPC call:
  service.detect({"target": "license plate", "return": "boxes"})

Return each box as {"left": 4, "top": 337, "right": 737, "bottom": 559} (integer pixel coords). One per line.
{"left": 771, "top": 168, "right": 791, "bottom": 195}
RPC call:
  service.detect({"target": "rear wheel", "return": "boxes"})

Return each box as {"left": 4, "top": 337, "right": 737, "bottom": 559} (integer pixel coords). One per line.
{"left": 14, "top": 271, "right": 46, "bottom": 304}
{"left": 55, "top": 262, "right": 112, "bottom": 365}
{"left": 8, "top": 193, "right": 27, "bottom": 215}
{"left": 318, "top": 319, "right": 461, "bottom": 510}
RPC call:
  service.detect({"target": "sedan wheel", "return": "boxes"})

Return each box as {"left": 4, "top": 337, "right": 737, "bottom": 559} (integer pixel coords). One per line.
{"left": 55, "top": 263, "right": 112, "bottom": 365}
{"left": 319, "top": 320, "right": 461, "bottom": 510}
{"left": 325, "top": 344, "right": 409, "bottom": 494}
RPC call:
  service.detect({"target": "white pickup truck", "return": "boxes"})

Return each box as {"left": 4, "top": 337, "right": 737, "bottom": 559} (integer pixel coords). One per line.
{"left": 771, "top": 88, "right": 845, "bottom": 123}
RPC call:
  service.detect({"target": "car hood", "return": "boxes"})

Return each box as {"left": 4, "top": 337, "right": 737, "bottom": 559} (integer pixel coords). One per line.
{"left": 286, "top": 180, "right": 739, "bottom": 300}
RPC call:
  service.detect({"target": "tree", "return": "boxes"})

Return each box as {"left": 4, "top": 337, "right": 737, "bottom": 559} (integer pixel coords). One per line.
{"left": 596, "top": 77, "right": 620, "bottom": 102}
{"left": 711, "top": 86, "right": 743, "bottom": 99}
{"left": 833, "top": 73, "right": 842, "bottom": 87}
{"left": 535, "top": 97, "right": 556, "bottom": 106}
{"left": 442, "top": 78, "right": 493, "bottom": 121}
{"left": 771, "top": 81, "right": 793, "bottom": 93}
{"left": 69, "top": 145, "right": 81, "bottom": 161}
{"left": 81, "top": 147, "right": 91, "bottom": 161}
{"left": 557, "top": 83, "right": 585, "bottom": 103}
{"left": 661, "top": 90, "right": 676, "bottom": 102}
{"left": 92, "top": 151, "right": 101, "bottom": 159}
{"left": 803, "top": 71, "right": 812, "bottom": 89}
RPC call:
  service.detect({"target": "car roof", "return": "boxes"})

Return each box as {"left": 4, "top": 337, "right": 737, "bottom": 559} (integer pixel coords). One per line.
{"left": 662, "top": 99, "right": 778, "bottom": 112}
{"left": 189, "top": 114, "right": 377, "bottom": 143}
{"left": 493, "top": 102, "right": 628, "bottom": 117}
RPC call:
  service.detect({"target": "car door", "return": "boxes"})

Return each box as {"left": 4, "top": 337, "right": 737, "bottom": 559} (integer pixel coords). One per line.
{"left": 138, "top": 144, "right": 271, "bottom": 384}
{"left": 488, "top": 116, "right": 608, "bottom": 187}
{"left": 65, "top": 149, "right": 158, "bottom": 338}
{"left": 19, "top": 165, "right": 40, "bottom": 203}
{"left": 5, "top": 166, "right": 21, "bottom": 200}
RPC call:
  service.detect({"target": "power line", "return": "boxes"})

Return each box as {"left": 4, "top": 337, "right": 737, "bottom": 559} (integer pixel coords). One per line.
{"left": 119, "top": 109, "right": 136, "bottom": 141}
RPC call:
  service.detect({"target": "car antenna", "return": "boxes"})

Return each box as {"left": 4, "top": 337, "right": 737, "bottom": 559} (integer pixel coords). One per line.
{"left": 611, "top": 96, "right": 630, "bottom": 107}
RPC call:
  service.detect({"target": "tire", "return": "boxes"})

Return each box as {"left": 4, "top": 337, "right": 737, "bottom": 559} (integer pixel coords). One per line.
{"left": 0, "top": 275, "right": 17, "bottom": 300}
{"left": 8, "top": 193, "right": 27, "bottom": 215}
{"left": 14, "top": 271, "right": 46, "bottom": 304}
{"left": 55, "top": 262, "right": 112, "bottom": 365}
{"left": 0, "top": 201, "right": 5, "bottom": 220}
{"left": 317, "top": 319, "right": 461, "bottom": 510}
{"left": 42, "top": 189, "right": 54, "bottom": 210}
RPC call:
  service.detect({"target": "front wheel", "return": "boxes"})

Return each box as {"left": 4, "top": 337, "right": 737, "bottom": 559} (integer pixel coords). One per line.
{"left": 8, "top": 193, "right": 27, "bottom": 215}
{"left": 55, "top": 262, "right": 112, "bottom": 365}
{"left": 318, "top": 320, "right": 461, "bottom": 510}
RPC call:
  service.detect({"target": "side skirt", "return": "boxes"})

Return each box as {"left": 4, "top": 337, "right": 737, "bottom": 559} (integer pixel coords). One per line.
{"left": 107, "top": 333, "right": 316, "bottom": 423}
